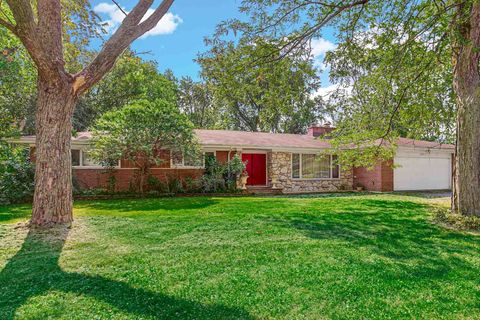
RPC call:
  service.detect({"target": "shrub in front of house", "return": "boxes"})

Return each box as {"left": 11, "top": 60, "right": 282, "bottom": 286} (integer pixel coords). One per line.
{"left": 74, "top": 154, "right": 247, "bottom": 198}
{"left": 200, "top": 154, "right": 246, "bottom": 193}
{"left": 0, "top": 146, "right": 35, "bottom": 204}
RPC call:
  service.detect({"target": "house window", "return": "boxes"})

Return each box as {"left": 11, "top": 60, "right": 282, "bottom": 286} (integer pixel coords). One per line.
{"left": 292, "top": 154, "right": 300, "bottom": 178}
{"left": 205, "top": 151, "right": 215, "bottom": 160}
{"left": 71, "top": 149, "right": 81, "bottom": 166}
{"left": 291, "top": 153, "right": 340, "bottom": 179}
{"left": 172, "top": 151, "right": 205, "bottom": 168}
{"left": 71, "top": 149, "right": 112, "bottom": 168}
{"left": 184, "top": 153, "right": 203, "bottom": 167}
{"left": 82, "top": 151, "right": 101, "bottom": 167}
{"left": 332, "top": 155, "right": 340, "bottom": 179}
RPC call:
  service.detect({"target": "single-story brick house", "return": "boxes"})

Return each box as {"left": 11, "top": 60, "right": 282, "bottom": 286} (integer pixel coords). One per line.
{"left": 14, "top": 124, "right": 455, "bottom": 193}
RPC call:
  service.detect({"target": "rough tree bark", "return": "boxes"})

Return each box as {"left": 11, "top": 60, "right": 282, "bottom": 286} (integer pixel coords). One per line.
{"left": 31, "top": 79, "right": 77, "bottom": 224}
{"left": 452, "top": 2, "right": 480, "bottom": 216}
{"left": 1, "top": 0, "right": 174, "bottom": 226}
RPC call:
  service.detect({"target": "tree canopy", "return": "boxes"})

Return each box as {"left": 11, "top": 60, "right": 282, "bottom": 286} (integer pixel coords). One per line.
{"left": 90, "top": 99, "right": 199, "bottom": 193}
{"left": 76, "top": 52, "right": 178, "bottom": 131}
{"left": 217, "top": 0, "right": 459, "bottom": 153}
{"left": 0, "top": 0, "right": 101, "bottom": 136}
{"left": 197, "top": 37, "right": 324, "bottom": 133}
{"left": 220, "top": 0, "right": 480, "bottom": 216}
{"left": 176, "top": 76, "right": 220, "bottom": 129}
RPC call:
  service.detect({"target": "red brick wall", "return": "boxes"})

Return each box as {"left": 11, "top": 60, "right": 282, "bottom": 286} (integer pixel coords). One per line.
{"left": 74, "top": 168, "right": 204, "bottom": 191}
{"left": 307, "top": 125, "right": 335, "bottom": 137}
{"left": 381, "top": 160, "right": 394, "bottom": 192}
{"left": 215, "top": 150, "right": 239, "bottom": 164}
{"left": 353, "top": 160, "right": 393, "bottom": 192}
{"left": 29, "top": 146, "right": 215, "bottom": 192}
{"left": 120, "top": 150, "right": 171, "bottom": 168}
{"left": 215, "top": 151, "right": 229, "bottom": 164}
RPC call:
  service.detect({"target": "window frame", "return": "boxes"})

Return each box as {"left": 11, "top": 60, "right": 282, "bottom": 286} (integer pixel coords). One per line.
{"left": 72, "top": 148, "right": 120, "bottom": 169}
{"left": 291, "top": 153, "right": 340, "bottom": 180}
{"left": 171, "top": 150, "right": 208, "bottom": 169}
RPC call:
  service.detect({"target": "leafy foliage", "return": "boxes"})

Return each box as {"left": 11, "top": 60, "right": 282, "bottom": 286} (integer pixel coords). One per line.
{"left": 0, "top": 27, "right": 36, "bottom": 136}
{"left": 176, "top": 76, "right": 220, "bottom": 129}
{"left": 0, "top": 0, "right": 101, "bottom": 135}
{"left": 0, "top": 146, "right": 35, "bottom": 204}
{"left": 219, "top": 0, "right": 461, "bottom": 166}
{"left": 201, "top": 154, "right": 246, "bottom": 193}
{"left": 77, "top": 52, "right": 178, "bottom": 131}
{"left": 201, "top": 155, "right": 227, "bottom": 193}
{"left": 147, "top": 175, "right": 187, "bottom": 194}
{"left": 198, "top": 37, "right": 323, "bottom": 133}
{"left": 89, "top": 99, "right": 199, "bottom": 193}
{"left": 322, "top": 4, "right": 457, "bottom": 166}
{"left": 225, "top": 154, "right": 247, "bottom": 189}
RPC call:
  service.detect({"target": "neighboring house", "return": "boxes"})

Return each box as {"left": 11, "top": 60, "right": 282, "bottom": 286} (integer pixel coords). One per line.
{"left": 14, "top": 124, "right": 455, "bottom": 193}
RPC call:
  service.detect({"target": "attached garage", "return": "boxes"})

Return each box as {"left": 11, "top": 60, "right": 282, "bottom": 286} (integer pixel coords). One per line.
{"left": 393, "top": 149, "right": 452, "bottom": 191}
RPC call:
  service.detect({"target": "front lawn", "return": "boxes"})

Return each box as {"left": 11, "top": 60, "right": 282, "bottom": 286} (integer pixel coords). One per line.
{"left": 0, "top": 194, "right": 479, "bottom": 319}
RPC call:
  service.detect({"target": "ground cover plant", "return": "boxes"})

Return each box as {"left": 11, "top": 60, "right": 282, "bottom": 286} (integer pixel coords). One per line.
{"left": 0, "top": 193, "right": 479, "bottom": 319}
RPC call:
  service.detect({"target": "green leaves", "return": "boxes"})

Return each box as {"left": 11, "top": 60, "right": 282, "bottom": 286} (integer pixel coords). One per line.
{"left": 0, "top": 26, "right": 36, "bottom": 137}
{"left": 197, "top": 37, "right": 323, "bottom": 133}
{"left": 228, "top": 0, "right": 461, "bottom": 166}
{"left": 90, "top": 99, "right": 199, "bottom": 172}
{"left": 0, "top": 146, "right": 35, "bottom": 205}
{"left": 0, "top": 0, "right": 102, "bottom": 135}
{"left": 177, "top": 77, "right": 220, "bottom": 129}
{"left": 77, "top": 52, "right": 178, "bottom": 131}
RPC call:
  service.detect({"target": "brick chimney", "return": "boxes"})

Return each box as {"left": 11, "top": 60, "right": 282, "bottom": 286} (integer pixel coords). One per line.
{"left": 307, "top": 122, "right": 335, "bottom": 138}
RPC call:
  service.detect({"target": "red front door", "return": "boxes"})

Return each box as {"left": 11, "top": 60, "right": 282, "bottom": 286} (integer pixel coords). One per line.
{"left": 242, "top": 153, "right": 267, "bottom": 186}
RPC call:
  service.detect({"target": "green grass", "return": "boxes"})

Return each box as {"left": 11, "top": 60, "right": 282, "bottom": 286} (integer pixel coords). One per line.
{"left": 0, "top": 193, "right": 479, "bottom": 319}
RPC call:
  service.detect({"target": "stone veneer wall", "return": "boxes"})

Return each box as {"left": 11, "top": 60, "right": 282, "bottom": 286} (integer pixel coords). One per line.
{"left": 268, "top": 152, "right": 353, "bottom": 193}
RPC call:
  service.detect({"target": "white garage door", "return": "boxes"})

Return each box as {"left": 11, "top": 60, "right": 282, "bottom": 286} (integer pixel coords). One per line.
{"left": 394, "top": 151, "right": 452, "bottom": 191}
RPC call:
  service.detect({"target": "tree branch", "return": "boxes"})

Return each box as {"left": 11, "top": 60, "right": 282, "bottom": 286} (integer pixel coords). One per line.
{"left": 0, "top": 0, "right": 16, "bottom": 32}
{"left": 4, "top": 0, "right": 66, "bottom": 82}
{"left": 73, "top": 0, "right": 174, "bottom": 95}
{"left": 252, "top": 0, "right": 369, "bottom": 65}
{"left": 0, "top": 16, "right": 15, "bottom": 32}
{"left": 111, "top": 0, "right": 127, "bottom": 16}
{"left": 36, "top": 0, "right": 65, "bottom": 76}
{"left": 136, "top": 0, "right": 173, "bottom": 35}
{"left": 4, "top": 0, "right": 35, "bottom": 36}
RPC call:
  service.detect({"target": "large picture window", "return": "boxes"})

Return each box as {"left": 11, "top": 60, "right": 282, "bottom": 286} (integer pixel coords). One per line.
{"left": 291, "top": 154, "right": 340, "bottom": 179}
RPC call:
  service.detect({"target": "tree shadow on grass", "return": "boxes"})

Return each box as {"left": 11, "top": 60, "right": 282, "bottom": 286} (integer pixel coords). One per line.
{"left": 0, "top": 226, "right": 253, "bottom": 320}
{"left": 264, "top": 199, "right": 480, "bottom": 284}
{"left": 0, "top": 205, "right": 32, "bottom": 223}
{"left": 77, "top": 197, "right": 220, "bottom": 214}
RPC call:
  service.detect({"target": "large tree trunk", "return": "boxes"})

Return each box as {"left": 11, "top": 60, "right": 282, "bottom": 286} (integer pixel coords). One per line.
{"left": 451, "top": 3, "right": 480, "bottom": 217}
{"left": 31, "top": 78, "right": 77, "bottom": 226}
{"left": 3, "top": 0, "right": 174, "bottom": 227}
